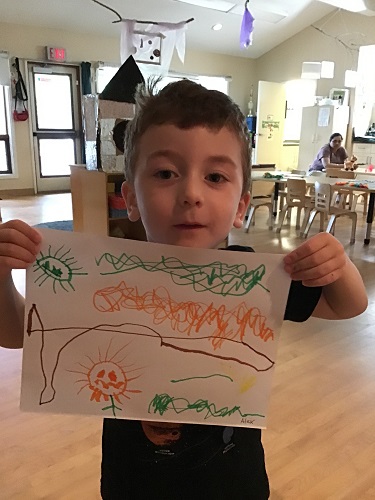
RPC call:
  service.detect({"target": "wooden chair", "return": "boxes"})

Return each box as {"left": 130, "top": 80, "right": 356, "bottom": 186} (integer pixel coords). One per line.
{"left": 244, "top": 181, "right": 273, "bottom": 232}
{"left": 276, "top": 179, "right": 308, "bottom": 232}
{"left": 301, "top": 181, "right": 357, "bottom": 244}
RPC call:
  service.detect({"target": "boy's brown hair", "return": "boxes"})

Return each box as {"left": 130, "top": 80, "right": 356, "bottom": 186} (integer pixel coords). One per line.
{"left": 123, "top": 78, "right": 251, "bottom": 194}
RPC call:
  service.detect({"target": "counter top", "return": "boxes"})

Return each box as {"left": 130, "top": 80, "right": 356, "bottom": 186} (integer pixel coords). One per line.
{"left": 353, "top": 136, "right": 375, "bottom": 143}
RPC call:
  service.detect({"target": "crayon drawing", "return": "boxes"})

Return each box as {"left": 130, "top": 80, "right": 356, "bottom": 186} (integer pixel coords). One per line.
{"left": 21, "top": 229, "right": 291, "bottom": 429}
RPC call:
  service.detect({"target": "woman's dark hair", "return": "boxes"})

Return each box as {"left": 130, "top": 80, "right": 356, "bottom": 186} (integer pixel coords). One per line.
{"left": 329, "top": 132, "right": 343, "bottom": 142}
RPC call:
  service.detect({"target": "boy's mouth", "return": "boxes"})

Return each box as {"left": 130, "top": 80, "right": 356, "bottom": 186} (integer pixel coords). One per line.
{"left": 174, "top": 223, "right": 205, "bottom": 229}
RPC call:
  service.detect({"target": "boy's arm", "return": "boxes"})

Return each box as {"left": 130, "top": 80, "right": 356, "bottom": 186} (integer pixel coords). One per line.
{"left": 0, "top": 220, "right": 41, "bottom": 348}
{"left": 0, "top": 275, "right": 25, "bottom": 348}
{"left": 284, "top": 233, "right": 367, "bottom": 320}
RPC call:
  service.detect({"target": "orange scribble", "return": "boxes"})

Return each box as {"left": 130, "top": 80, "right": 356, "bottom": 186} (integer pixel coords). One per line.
{"left": 93, "top": 281, "right": 274, "bottom": 346}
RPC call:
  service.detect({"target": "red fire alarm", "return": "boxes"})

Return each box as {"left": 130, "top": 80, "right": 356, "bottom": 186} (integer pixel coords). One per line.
{"left": 46, "top": 46, "right": 66, "bottom": 62}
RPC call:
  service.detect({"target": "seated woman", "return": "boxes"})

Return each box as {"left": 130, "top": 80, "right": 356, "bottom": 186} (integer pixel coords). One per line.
{"left": 309, "top": 132, "right": 350, "bottom": 172}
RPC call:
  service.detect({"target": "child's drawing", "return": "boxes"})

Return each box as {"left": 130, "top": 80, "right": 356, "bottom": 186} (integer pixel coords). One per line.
{"left": 21, "top": 229, "right": 291, "bottom": 429}
{"left": 33, "top": 244, "right": 88, "bottom": 293}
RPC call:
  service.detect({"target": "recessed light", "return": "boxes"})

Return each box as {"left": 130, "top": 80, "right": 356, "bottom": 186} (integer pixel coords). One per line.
{"left": 212, "top": 23, "right": 223, "bottom": 31}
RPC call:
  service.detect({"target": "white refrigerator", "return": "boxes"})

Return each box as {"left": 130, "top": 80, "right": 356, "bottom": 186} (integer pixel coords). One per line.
{"left": 297, "top": 105, "right": 349, "bottom": 171}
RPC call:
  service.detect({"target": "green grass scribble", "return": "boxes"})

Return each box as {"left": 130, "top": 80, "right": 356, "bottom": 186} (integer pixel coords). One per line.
{"left": 148, "top": 393, "right": 265, "bottom": 420}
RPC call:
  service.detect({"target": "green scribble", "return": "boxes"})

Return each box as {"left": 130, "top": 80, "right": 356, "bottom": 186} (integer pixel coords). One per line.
{"left": 33, "top": 245, "right": 88, "bottom": 293}
{"left": 148, "top": 393, "right": 265, "bottom": 420}
{"left": 171, "top": 374, "right": 234, "bottom": 383}
{"left": 102, "top": 395, "right": 122, "bottom": 418}
{"left": 95, "top": 253, "right": 269, "bottom": 296}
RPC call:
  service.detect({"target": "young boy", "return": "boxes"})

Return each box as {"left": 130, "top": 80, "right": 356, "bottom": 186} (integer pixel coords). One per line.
{"left": 0, "top": 80, "right": 367, "bottom": 499}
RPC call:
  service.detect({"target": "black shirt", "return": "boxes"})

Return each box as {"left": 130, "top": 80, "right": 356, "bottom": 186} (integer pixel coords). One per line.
{"left": 101, "top": 245, "right": 322, "bottom": 499}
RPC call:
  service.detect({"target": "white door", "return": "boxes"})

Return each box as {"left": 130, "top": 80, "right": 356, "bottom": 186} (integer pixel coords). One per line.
{"left": 28, "top": 63, "right": 82, "bottom": 193}
{"left": 254, "top": 81, "right": 286, "bottom": 168}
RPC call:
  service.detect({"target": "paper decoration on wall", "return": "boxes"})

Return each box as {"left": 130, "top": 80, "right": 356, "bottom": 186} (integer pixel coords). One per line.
{"left": 96, "top": 56, "right": 144, "bottom": 173}
{"left": 121, "top": 19, "right": 188, "bottom": 74}
{"left": 21, "top": 229, "right": 291, "bottom": 429}
{"left": 240, "top": 0, "right": 255, "bottom": 49}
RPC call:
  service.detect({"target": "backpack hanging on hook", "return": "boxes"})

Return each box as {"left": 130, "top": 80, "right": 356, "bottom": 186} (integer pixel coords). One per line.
{"left": 12, "top": 57, "right": 29, "bottom": 122}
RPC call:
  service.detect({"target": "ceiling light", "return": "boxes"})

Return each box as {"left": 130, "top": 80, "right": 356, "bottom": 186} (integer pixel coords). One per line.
{"left": 174, "top": 0, "right": 235, "bottom": 12}
{"left": 212, "top": 23, "right": 223, "bottom": 31}
{"left": 317, "top": 0, "right": 366, "bottom": 13}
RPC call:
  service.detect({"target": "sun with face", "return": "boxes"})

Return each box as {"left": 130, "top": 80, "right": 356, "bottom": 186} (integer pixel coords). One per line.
{"left": 69, "top": 340, "right": 143, "bottom": 416}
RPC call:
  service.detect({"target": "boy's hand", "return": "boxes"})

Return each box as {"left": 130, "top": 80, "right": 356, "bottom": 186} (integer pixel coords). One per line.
{"left": 0, "top": 220, "right": 42, "bottom": 281}
{"left": 283, "top": 233, "right": 347, "bottom": 287}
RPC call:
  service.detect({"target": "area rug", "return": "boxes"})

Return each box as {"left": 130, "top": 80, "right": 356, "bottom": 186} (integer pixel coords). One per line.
{"left": 34, "top": 220, "right": 73, "bottom": 231}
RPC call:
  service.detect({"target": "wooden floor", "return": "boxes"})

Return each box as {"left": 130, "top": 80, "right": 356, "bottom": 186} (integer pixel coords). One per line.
{"left": 1, "top": 193, "right": 375, "bottom": 499}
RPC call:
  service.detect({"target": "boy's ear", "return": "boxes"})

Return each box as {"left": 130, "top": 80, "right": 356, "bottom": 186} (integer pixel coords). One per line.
{"left": 121, "top": 181, "right": 141, "bottom": 222}
{"left": 233, "top": 192, "right": 251, "bottom": 229}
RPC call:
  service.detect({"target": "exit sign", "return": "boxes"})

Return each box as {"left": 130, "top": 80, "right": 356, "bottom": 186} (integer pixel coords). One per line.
{"left": 46, "top": 46, "right": 66, "bottom": 62}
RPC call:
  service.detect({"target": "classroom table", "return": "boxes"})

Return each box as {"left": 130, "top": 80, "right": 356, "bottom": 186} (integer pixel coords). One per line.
{"left": 251, "top": 172, "right": 375, "bottom": 244}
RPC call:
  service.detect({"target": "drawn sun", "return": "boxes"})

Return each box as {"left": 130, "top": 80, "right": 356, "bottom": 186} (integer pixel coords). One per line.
{"left": 68, "top": 340, "right": 143, "bottom": 416}
{"left": 33, "top": 244, "right": 87, "bottom": 293}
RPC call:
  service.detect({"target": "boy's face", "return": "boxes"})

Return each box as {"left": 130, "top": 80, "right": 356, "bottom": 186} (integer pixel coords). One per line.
{"left": 122, "top": 124, "right": 250, "bottom": 249}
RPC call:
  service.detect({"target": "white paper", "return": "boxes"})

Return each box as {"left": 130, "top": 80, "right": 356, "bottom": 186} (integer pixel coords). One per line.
{"left": 318, "top": 107, "right": 330, "bottom": 127}
{"left": 21, "top": 230, "right": 291, "bottom": 429}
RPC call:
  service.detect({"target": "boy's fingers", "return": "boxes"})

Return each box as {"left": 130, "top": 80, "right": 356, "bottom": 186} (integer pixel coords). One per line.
{"left": 284, "top": 233, "right": 340, "bottom": 266}
{"left": 0, "top": 226, "right": 41, "bottom": 256}
{"left": 0, "top": 256, "right": 36, "bottom": 270}
{"left": 0, "top": 220, "right": 41, "bottom": 245}
{"left": 301, "top": 268, "right": 343, "bottom": 287}
{"left": 0, "top": 242, "right": 39, "bottom": 264}
{"left": 288, "top": 259, "right": 343, "bottom": 282}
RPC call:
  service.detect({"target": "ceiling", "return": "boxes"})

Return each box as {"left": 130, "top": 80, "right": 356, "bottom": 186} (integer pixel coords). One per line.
{"left": 0, "top": 0, "right": 346, "bottom": 59}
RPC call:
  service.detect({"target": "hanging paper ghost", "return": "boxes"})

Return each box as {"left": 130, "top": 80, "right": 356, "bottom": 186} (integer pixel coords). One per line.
{"left": 121, "top": 20, "right": 187, "bottom": 75}
{"left": 240, "top": 0, "right": 255, "bottom": 49}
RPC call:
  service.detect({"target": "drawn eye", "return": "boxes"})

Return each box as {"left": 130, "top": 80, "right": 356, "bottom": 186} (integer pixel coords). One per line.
{"left": 33, "top": 245, "right": 87, "bottom": 293}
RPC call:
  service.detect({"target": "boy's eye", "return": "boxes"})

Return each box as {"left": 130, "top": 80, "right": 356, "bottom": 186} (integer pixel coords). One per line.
{"left": 207, "top": 172, "right": 226, "bottom": 183}
{"left": 155, "top": 169, "right": 175, "bottom": 179}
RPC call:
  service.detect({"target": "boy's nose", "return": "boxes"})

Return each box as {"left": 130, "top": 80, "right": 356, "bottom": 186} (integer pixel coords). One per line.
{"left": 180, "top": 177, "right": 203, "bottom": 206}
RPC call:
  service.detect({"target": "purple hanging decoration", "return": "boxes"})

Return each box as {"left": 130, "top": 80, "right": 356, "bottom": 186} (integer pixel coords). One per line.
{"left": 240, "top": 0, "right": 255, "bottom": 49}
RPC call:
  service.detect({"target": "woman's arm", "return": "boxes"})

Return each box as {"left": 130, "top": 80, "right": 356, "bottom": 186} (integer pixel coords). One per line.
{"left": 321, "top": 156, "right": 344, "bottom": 169}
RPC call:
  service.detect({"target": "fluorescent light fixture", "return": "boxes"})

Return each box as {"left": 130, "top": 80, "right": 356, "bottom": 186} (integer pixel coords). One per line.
{"left": 212, "top": 23, "right": 223, "bottom": 31}
{"left": 174, "top": 0, "right": 288, "bottom": 22}
{"left": 301, "top": 62, "right": 322, "bottom": 80}
{"left": 174, "top": 0, "right": 235, "bottom": 12}
{"left": 321, "top": 61, "right": 335, "bottom": 78}
{"left": 345, "top": 70, "right": 358, "bottom": 88}
{"left": 317, "top": 0, "right": 366, "bottom": 13}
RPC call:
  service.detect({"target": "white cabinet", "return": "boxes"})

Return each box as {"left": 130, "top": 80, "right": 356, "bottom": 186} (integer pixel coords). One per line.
{"left": 297, "top": 105, "right": 349, "bottom": 171}
{"left": 352, "top": 143, "right": 375, "bottom": 166}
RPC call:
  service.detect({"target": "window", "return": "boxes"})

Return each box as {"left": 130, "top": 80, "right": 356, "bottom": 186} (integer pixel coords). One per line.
{"left": 96, "top": 65, "right": 120, "bottom": 94}
{"left": 96, "top": 64, "right": 229, "bottom": 95}
{"left": 0, "top": 85, "right": 12, "bottom": 174}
